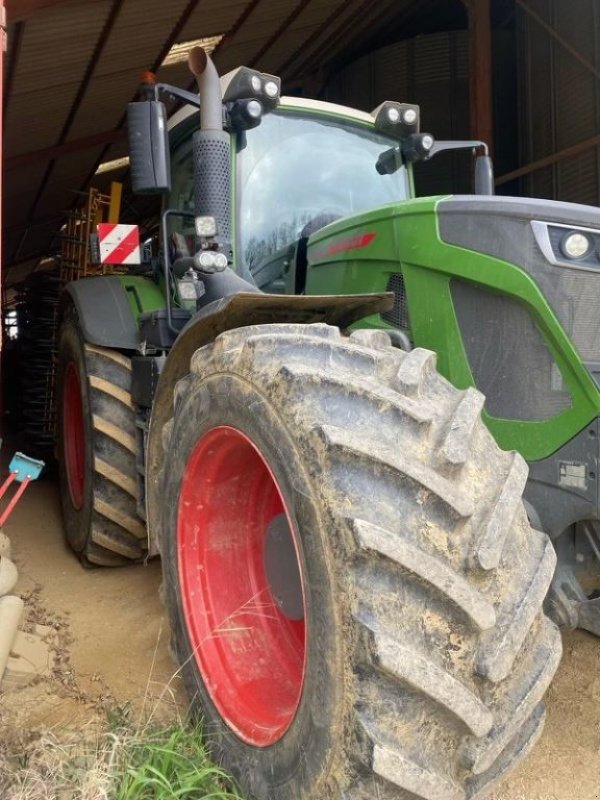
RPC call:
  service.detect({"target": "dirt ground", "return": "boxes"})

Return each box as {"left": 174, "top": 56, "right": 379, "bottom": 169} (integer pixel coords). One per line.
{"left": 2, "top": 480, "right": 184, "bottom": 733}
{"left": 1, "top": 479, "right": 599, "bottom": 798}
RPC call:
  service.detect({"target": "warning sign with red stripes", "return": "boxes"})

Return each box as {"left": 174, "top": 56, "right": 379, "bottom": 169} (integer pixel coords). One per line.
{"left": 97, "top": 223, "right": 141, "bottom": 265}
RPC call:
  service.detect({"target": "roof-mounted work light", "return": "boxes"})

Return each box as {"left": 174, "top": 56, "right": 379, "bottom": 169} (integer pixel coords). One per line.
{"left": 221, "top": 67, "right": 281, "bottom": 110}
{"left": 372, "top": 102, "right": 420, "bottom": 138}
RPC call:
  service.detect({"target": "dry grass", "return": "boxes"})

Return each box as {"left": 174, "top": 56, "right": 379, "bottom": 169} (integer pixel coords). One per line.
{"left": 0, "top": 707, "right": 243, "bottom": 800}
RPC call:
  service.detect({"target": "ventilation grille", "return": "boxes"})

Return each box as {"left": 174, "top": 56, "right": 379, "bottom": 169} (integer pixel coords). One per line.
{"left": 381, "top": 273, "right": 410, "bottom": 331}
{"left": 451, "top": 280, "right": 572, "bottom": 421}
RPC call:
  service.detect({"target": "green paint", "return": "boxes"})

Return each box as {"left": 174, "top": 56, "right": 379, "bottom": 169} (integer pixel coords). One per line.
{"left": 118, "top": 275, "right": 166, "bottom": 326}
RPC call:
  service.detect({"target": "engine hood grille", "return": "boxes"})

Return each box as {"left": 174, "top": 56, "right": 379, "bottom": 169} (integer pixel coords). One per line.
{"left": 438, "top": 196, "right": 600, "bottom": 365}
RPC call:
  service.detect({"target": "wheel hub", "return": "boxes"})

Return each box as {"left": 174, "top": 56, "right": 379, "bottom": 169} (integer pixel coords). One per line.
{"left": 177, "top": 425, "right": 307, "bottom": 746}
{"left": 263, "top": 513, "right": 305, "bottom": 621}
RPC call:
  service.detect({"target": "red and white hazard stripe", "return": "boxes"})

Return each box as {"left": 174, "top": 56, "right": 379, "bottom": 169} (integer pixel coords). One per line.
{"left": 97, "top": 223, "right": 141, "bottom": 265}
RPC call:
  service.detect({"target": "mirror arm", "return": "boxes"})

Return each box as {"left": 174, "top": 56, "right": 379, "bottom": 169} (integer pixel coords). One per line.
{"left": 429, "top": 140, "right": 488, "bottom": 157}
{"left": 153, "top": 82, "right": 201, "bottom": 109}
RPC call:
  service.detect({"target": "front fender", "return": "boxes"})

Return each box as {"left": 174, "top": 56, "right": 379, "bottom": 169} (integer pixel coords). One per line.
{"left": 63, "top": 276, "right": 141, "bottom": 350}
{"left": 145, "top": 291, "right": 392, "bottom": 555}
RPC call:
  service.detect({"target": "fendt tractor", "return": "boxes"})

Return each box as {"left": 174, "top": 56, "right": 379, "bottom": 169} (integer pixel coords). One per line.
{"left": 56, "top": 45, "right": 600, "bottom": 799}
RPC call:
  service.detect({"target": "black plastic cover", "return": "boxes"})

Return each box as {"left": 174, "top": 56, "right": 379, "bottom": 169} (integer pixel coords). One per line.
{"left": 127, "top": 101, "right": 171, "bottom": 194}
{"left": 131, "top": 355, "right": 166, "bottom": 408}
{"left": 139, "top": 308, "right": 191, "bottom": 349}
{"left": 65, "top": 276, "right": 140, "bottom": 349}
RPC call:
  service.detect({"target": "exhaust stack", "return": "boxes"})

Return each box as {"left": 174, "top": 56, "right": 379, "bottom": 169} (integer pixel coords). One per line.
{"left": 188, "top": 47, "right": 231, "bottom": 248}
{"left": 188, "top": 46, "right": 223, "bottom": 132}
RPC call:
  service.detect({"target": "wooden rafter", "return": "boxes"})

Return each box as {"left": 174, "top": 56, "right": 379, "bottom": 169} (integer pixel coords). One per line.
{"left": 516, "top": 0, "right": 600, "bottom": 82}
{"left": 25, "top": 0, "right": 123, "bottom": 226}
{"left": 3, "top": 18, "right": 22, "bottom": 124}
{"left": 5, "top": 129, "right": 126, "bottom": 170}
{"left": 463, "top": 0, "right": 493, "bottom": 149}
{"left": 80, "top": 0, "right": 207, "bottom": 193}
{"left": 5, "top": 0, "right": 78, "bottom": 23}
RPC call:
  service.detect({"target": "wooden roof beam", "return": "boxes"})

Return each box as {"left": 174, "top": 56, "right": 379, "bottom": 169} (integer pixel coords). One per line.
{"left": 5, "top": 128, "right": 126, "bottom": 170}
{"left": 5, "top": 0, "right": 79, "bottom": 23}
{"left": 462, "top": 0, "right": 493, "bottom": 151}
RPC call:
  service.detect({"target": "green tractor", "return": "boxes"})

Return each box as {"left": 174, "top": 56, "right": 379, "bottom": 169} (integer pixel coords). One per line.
{"left": 57, "top": 45, "right": 592, "bottom": 798}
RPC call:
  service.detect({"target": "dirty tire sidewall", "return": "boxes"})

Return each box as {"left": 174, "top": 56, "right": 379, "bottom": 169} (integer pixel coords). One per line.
{"left": 159, "top": 323, "right": 562, "bottom": 800}
{"left": 57, "top": 316, "right": 93, "bottom": 554}
{"left": 161, "top": 374, "right": 343, "bottom": 799}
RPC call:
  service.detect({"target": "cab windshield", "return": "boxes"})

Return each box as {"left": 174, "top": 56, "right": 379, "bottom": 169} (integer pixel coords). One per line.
{"left": 237, "top": 109, "right": 409, "bottom": 274}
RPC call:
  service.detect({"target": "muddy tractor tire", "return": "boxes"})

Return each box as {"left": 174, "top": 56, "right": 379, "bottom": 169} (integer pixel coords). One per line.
{"left": 159, "top": 323, "right": 561, "bottom": 800}
{"left": 57, "top": 312, "right": 146, "bottom": 566}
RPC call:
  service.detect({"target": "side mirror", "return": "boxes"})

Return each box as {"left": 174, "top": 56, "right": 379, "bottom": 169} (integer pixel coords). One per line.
{"left": 127, "top": 101, "right": 171, "bottom": 194}
{"left": 376, "top": 146, "right": 402, "bottom": 175}
{"left": 475, "top": 154, "right": 495, "bottom": 196}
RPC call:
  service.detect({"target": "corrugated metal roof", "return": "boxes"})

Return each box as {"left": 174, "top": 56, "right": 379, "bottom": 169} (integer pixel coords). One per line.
{"left": 2, "top": 0, "right": 458, "bottom": 274}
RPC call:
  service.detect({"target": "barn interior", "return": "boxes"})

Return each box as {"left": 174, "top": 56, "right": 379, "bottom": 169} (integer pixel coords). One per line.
{"left": 0, "top": 3, "right": 599, "bottom": 794}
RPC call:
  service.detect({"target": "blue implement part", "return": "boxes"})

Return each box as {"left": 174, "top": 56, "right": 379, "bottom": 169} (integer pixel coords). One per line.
{"left": 9, "top": 453, "right": 45, "bottom": 482}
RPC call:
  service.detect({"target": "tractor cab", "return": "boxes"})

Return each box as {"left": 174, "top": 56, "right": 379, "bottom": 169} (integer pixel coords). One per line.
{"left": 128, "top": 60, "right": 492, "bottom": 331}
{"left": 168, "top": 99, "right": 412, "bottom": 294}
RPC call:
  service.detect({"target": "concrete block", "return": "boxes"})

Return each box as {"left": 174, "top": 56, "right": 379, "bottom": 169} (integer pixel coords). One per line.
{"left": 0, "top": 555, "right": 18, "bottom": 596}
{"left": 0, "top": 594, "right": 24, "bottom": 682}
{"left": 2, "top": 628, "right": 55, "bottom": 688}
{"left": 0, "top": 530, "right": 11, "bottom": 559}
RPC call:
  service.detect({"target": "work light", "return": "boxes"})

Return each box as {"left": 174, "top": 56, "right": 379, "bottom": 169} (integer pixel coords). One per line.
{"left": 401, "top": 132, "right": 435, "bottom": 162}
{"left": 372, "top": 101, "right": 420, "bottom": 138}
{"left": 195, "top": 216, "right": 217, "bottom": 238}
{"left": 221, "top": 67, "right": 281, "bottom": 109}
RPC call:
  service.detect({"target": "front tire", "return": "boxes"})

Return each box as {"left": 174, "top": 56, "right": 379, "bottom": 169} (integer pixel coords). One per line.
{"left": 57, "top": 312, "right": 146, "bottom": 566}
{"left": 159, "top": 323, "right": 561, "bottom": 800}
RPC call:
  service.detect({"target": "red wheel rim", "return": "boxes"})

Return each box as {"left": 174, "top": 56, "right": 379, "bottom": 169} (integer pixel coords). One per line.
{"left": 63, "top": 362, "right": 85, "bottom": 510}
{"left": 177, "top": 425, "right": 307, "bottom": 746}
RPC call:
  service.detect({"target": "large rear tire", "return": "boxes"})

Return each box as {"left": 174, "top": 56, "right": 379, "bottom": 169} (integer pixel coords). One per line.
{"left": 57, "top": 312, "right": 146, "bottom": 566}
{"left": 159, "top": 324, "right": 561, "bottom": 800}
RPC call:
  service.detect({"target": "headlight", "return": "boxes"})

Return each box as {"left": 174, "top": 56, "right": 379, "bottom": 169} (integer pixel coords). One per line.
{"left": 561, "top": 231, "right": 592, "bottom": 259}
{"left": 531, "top": 220, "right": 600, "bottom": 270}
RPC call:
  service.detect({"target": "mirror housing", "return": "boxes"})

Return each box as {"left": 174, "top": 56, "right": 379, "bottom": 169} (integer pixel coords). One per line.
{"left": 127, "top": 100, "right": 171, "bottom": 194}
{"left": 375, "top": 146, "right": 402, "bottom": 175}
{"left": 474, "top": 154, "right": 495, "bottom": 195}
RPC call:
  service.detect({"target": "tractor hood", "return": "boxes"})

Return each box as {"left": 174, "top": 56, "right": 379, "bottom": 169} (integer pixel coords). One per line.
{"left": 304, "top": 195, "right": 600, "bottom": 466}
{"left": 437, "top": 195, "right": 600, "bottom": 384}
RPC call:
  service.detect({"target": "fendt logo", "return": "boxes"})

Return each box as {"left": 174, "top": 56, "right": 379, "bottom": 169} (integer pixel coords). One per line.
{"left": 312, "top": 231, "right": 377, "bottom": 262}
